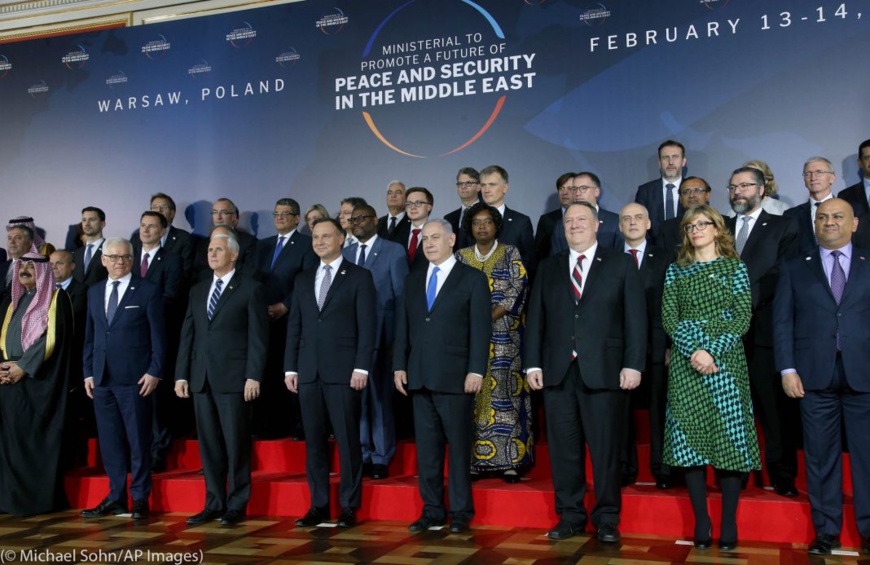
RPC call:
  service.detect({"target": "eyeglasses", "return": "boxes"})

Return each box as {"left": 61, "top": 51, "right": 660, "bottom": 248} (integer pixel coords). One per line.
{"left": 456, "top": 181, "right": 478, "bottom": 188}
{"left": 273, "top": 211, "right": 298, "bottom": 218}
{"left": 405, "top": 201, "right": 430, "bottom": 208}
{"left": 567, "top": 185, "right": 595, "bottom": 194}
{"left": 679, "top": 187, "right": 708, "bottom": 195}
{"left": 212, "top": 210, "right": 234, "bottom": 216}
{"left": 150, "top": 204, "right": 172, "bottom": 211}
{"left": 104, "top": 254, "right": 133, "bottom": 263}
{"left": 803, "top": 170, "right": 832, "bottom": 178}
{"left": 683, "top": 221, "right": 714, "bottom": 233}
{"left": 726, "top": 183, "right": 757, "bottom": 193}
{"left": 349, "top": 215, "right": 375, "bottom": 224}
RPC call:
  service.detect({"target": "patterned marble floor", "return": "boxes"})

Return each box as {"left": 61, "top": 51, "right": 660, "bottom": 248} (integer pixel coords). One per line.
{"left": 0, "top": 511, "right": 866, "bottom": 564}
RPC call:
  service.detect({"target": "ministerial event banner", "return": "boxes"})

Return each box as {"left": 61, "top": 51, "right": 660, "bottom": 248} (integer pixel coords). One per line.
{"left": 0, "top": 0, "right": 867, "bottom": 240}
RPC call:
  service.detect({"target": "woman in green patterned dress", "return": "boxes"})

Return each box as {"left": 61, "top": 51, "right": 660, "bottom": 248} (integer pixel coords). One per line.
{"left": 662, "top": 205, "right": 760, "bottom": 551}
{"left": 456, "top": 202, "right": 533, "bottom": 483}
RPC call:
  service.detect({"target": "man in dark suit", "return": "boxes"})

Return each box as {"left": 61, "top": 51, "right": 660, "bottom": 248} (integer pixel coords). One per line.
{"left": 394, "top": 219, "right": 491, "bottom": 533}
{"left": 254, "top": 198, "right": 317, "bottom": 439}
{"left": 175, "top": 231, "right": 268, "bottom": 527}
{"left": 134, "top": 211, "right": 186, "bottom": 473}
{"left": 72, "top": 207, "right": 109, "bottom": 287}
{"left": 535, "top": 172, "right": 575, "bottom": 262}
{"left": 479, "top": 165, "right": 536, "bottom": 275}
{"left": 635, "top": 140, "right": 687, "bottom": 239}
{"left": 389, "top": 186, "right": 432, "bottom": 273}
{"left": 445, "top": 167, "right": 482, "bottom": 251}
{"left": 81, "top": 238, "right": 165, "bottom": 521}
{"left": 783, "top": 157, "right": 837, "bottom": 255}
{"left": 344, "top": 204, "right": 409, "bottom": 480}
{"left": 131, "top": 193, "right": 197, "bottom": 280}
{"left": 657, "top": 177, "right": 711, "bottom": 256}
{"left": 617, "top": 203, "right": 671, "bottom": 489}
{"left": 194, "top": 198, "right": 257, "bottom": 278}
{"left": 774, "top": 198, "right": 870, "bottom": 556}
{"left": 552, "top": 172, "right": 622, "bottom": 251}
{"left": 377, "top": 181, "right": 407, "bottom": 239}
{"left": 286, "top": 217, "right": 377, "bottom": 528}
{"left": 726, "top": 166, "right": 801, "bottom": 497}
{"left": 838, "top": 139, "right": 870, "bottom": 218}
{"left": 525, "top": 201, "right": 646, "bottom": 542}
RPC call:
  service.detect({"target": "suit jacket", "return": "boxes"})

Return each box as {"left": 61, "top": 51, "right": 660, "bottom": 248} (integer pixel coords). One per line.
{"left": 498, "top": 206, "right": 536, "bottom": 275}
{"left": 773, "top": 246, "right": 870, "bottom": 392}
{"left": 176, "top": 272, "right": 268, "bottom": 393}
{"left": 343, "top": 237, "right": 409, "bottom": 346}
{"left": 83, "top": 276, "right": 166, "bottom": 386}
{"left": 535, "top": 208, "right": 562, "bottom": 262}
{"left": 284, "top": 260, "right": 377, "bottom": 384}
{"left": 445, "top": 207, "right": 473, "bottom": 251}
{"left": 388, "top": 218, "right": 427, "bottom": 273}
{"left": 524, "top": 247, "right": 647, "bottom": 389}
{"left": 63, "top": 278, "right": 89, "bottom": 324}
{"left": 255, "top": 231, "right": 317, "bottom": 310}
{"left": 73, "top": 241, "right": 108, "bottom": 287}
{"left": 637, "top": 248, "right": 669, "bottom": 361}
{"left": 657, "top": 217, "right": 683, "bottom": 261}
{"left": 839, "top": 182, "right": 869, "bottom": 218}
{"left": 394, "top": 261, "right": 491, "bottom": 394}
{"left": 551, "top": 206, "right": 622, "bottom": 254}
{"left": 378, "top": 214, "right": 407, "bottom": 240}
{"left": 194, "top": 230, "right": 258, "bottom": 280}
{"left": 134, "top": 247, "right": 185, "bottom": 309}
{"left": 0, "top": 249, "right": 5, "bottom": 263}
{"left": 727, "top": 211, "right": 799, "bottom": 347}
{"left": 783, "top": 201, "right": 818, "bottom": 256}
{"left": 636, "top": 179, "right": 685, "bottom": 238}
{"left": 132, "top": 225, "right": 197, "bottom": 279}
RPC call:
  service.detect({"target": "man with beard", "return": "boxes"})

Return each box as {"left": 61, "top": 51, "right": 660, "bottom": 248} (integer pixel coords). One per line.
{"left": 0, "top": 252, "right": 74, "bottom": 515}
{"left": 635, "top": 140, "right": 687, "bottom": 240}
{"left": 726, "top": 166, "right": 800, "bottom": 497}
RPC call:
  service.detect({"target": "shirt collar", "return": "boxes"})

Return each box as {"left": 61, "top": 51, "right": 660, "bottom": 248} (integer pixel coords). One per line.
{"left": 321, "top": 255, "right": 344, "bottom": 272}
{"left": 570, "top": 242, "right": 599, "bottom": 264}
{"left": 428, "top": 254, "right": 456, "bottom": 279}
{"left": 624, "top": 239, "right": 647, "bottom": 255}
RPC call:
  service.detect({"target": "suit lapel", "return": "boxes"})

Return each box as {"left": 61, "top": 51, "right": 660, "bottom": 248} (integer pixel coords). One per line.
{"left": 739, "top": 211, "right": 770, "bottom": 260}
{"left": 805, "top": 251, "right": 836, "bottom": 303}
{"left": 273, "top": 231, "right": 301, "bottom": 270}
{"left": 365, "top": 237, "right": 384, "bottom": 268}
{"left": 108, "top": 278, "right": 138, "bottom": 328}
{"left": 578, "top": 247, "right": 605, "bottom": 304}
{"left": 86, "top": 242, "right": 104, "bottom": 276}
{"left": 210, "top": 273, "right": 240, "bottom": 322}
{"left": 320, "top": 261, "right": 350, "bottom": 311}
{"left": 428, "top": 263, "right": 463, "bottom": 313}
{"left": 840, "top": 249, "right": 867, "bottom": 307}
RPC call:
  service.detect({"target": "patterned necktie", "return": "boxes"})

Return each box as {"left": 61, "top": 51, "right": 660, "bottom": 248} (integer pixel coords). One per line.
{"left": 317, "top": 264, "right": 332, "bottom": 310}
{"left": 358, "top": 243, "right": 367, "bottom": 266}
{"left": 736, "top": 216, "right": 751, "bottom": 255}
{"left": 665, "top": 183, "right": 676, "bottom": 220}
{"left": 208, "top": 279, "right": 223, "bottom": 320}
{"left": 388, "top": 217, "right": 397, "bottom": 234}
{"left": 571, "top": 255, "right": 585, "bottom": 301}
{"left": 271, "top": 236, "right": 286, "bottom": 269}
{"left": 830, "top": 250, "right": 846, "bottom": 304}
{"left": 106, "top": 281, "right": 120, "bottom": 324}
{"left": 628, "top": 249, "right": 639, "bottom": 268}
{"left": 408, "top": 228, "right": 421, "bottom": 262}
{"left": 84, "top": 243, "right": 94, "bottom": 271}
{"left": 426, "top": 266, "right": 440, "bottom": 311}
{"left": 140, "top": 252, "right": 150, "bottom": 278}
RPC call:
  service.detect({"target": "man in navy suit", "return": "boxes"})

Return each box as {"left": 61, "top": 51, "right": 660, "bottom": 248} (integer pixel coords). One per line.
{"left": 774, "top": 198, "right": 870, "bottom": 555}
{"left": 535, "top": 172, "right": 575, "bottom": 262}
{"left": 839, "top": 139, "right": 870, "bottom": 218}
{"left": 254, "top": 198, "right": 317, "bottom": 439}
{"left": 479, "top": 165, "right": 536, "bottom": 276}
{"left": 73, "top": 207, "right": 109, "bottom": 287}
{"left": 194, "top": 198, "right": 257, "bottom": 279}
{"left": 82, "top": 238, "right": 165, "bottom": 521}
{"left": 783, "top": 157, "right": 837, "bottom": 255}
{"left": 377, "top": 181, "right": 407, "bottom": 239}
{"left": 344, "top": 204, "right": 409, "bottom": 479}
{"left": 394, "top": 219, "right": 491, "bottom": 534}
{"left": 552, "top": 172, "right": 621, "bottom": 252}
{"left": 131, "top": 193, "right": 197, "bottom": 280}
{"left": 390, "top": 186, "right": 433, "bottom": 273}
{"left": 635, "top": 140, "right": 687, "bottom": 240}
{"left": 286, "top": 217, "right": 376, "bottom": 528}
{"left": 445, "top": 167, "right": 482, "bottom": 251}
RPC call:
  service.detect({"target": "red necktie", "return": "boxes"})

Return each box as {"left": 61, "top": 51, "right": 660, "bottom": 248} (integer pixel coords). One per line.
{"left": 571, "top": 255, "right": 585, "bottom": 301}
{"left": 629, "top": 249, "right": 639, "bottom": 268}
{"left": 408, "top": 228, "right": 421, "bottom": 262}
{"left": 140, "top": 253, "right": 150, "bottom": 277}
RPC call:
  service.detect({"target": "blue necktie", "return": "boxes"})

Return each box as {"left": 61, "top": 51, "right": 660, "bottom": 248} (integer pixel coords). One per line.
{"left": 357, "top": 244, "right": 367, "bottom": 266}
{"left": 84, "top": 243, "right": 94, "bottom": 271}
{"left": 665, "top": 183, "right": 676, "bottom": 220}
{"left": 208, "top": 279, "right": 224, "bottom": 320}
{"left": 426, "top": 266, "right": 440, "bottom": 311}
{"left": 106, "top": 281, "right": 120, "bottom": 324}
{"left": 271, "top": 236, "right": 286, "bottom": 269}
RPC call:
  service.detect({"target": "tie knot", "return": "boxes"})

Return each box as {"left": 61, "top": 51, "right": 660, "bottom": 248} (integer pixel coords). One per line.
{"left": 577, "top": 254, "right": 585, "bottom": 267}
{"left": 432, "top": 266, "right": 440, "bottom": 275}
{"left": 831, "top": 250, "right": 842, "bottom": 258}
{"left": 278, "top": 235, "right": 285, "bottom": 243}
{"left": 742, "top": 216, "right": 751, "bottom": 225}
{"left": 112, "top": 280, "right": 120, "bottom": 288}
{"left": 323, "top": 264, "right": 332, "bottom": 273}
{"left": 666, "top": 183, "right": 675, "bottom": 189}
{"left": 629, "top": 249, "right": 638, "bottom": 256}
{"left": 360, "top": 244, "right": 367, "bottom": 250}
{"left": 215, "top": 279, "right": 223, "bottom": 290}
{"left": 412, "top": 228, "right": 420, "bottom": 235}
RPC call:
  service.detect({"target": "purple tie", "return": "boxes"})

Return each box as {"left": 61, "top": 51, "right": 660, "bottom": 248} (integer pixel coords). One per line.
{"left": 831, "top": 250, "right": 846, "bottom": 350}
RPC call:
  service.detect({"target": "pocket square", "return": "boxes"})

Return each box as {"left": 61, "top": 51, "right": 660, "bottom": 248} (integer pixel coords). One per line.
{"left": 124, "top": 305, "right": 140, "bottom": 309}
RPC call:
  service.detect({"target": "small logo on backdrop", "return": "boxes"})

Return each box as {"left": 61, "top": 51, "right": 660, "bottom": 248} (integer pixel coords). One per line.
{"left": 27, "top": 80, "right": 49, "bottom": 99}
{"left": 276, "top": 48, "right": 301, "bottom": 67}
{"left": 0, "top": 55, "right": 11, "bottom": 79}
{"left": 700, "top": 0, "right": 730, "bottom": 10}
{"left": 316, "top": 7, "right": 348, "bottom": 35}
{"left": 188, "top": 60, "right": 212, "bottom": 77}
{"left": 61, "top": 44, "right": 89, "bottom": 70}
{"left": 226, "top": 22, "right": 257, "bottom": 48}
{"left": 142, "top": 35, "right": 171, "bottom": 59}
{"left": 105, "top": 71, "right": 128, "bottom": 88}
{"left": 579, "top": 3, "right": 610, "bottom": 26}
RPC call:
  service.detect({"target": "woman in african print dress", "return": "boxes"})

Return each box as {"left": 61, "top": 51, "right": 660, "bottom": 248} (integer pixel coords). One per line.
{"left": 661, "top": 205, "right": 760, "bottom": 551}
{"left": 456, "top": 202, "right": 533, "bottom": 483}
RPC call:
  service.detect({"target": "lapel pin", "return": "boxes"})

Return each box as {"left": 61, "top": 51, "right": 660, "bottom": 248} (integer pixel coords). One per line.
{"left": 341, "top": 270, "right": 347, "bottom": 275}
{"left": 861, "top": 256, "right": 866, "bottom": 260}
{"left": 130, "top": 286, "right": 136, "bottom": 290}
{"left": 228, "top": 285, "right": 234, "bottom": 290}
{"left": 596, "top": 257, "right": 602, "bottom": 262}
{"left": 805, "top": 256, "right": 812, "bottom": 261}
{"left": 761, "top": 222, "right": 768, "bottom": 227}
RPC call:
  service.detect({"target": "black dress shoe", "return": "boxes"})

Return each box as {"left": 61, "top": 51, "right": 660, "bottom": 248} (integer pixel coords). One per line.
{"left": 131, "top": 499, "right": 149, "bottom": 520}
{"left": 409, "top": 515, "right": 445, "bottom": 532}
{"left": 694, "top": 530, "right": 712, "bottom": 549}
{"left": 336, "top": 508, "right": 356, "bottom": 527}
{"left": 296, "top": 507, "right": 329, "bottom": 527}
{"left": 503, "top": 471, "right": 521, "bottom": 484}
{"left": 449, "top": 519, "right": 470, "bottom": 533}
{"left": 718, "top": 538, "right": 738, "bottom": 552}
{"left": 773, "top": 481, "right": 799, "bottom": 497}
{"left": 860, "top": 535, "right": 870, "bottom": 555}
{"left": 370, "top": 464, "right": 389, "bottom": 480}
{"left": 547, "top": 519, "right": 582, "bottom": 540}
{"left": 807, "top": 534, "right": 840, "bottom": 555}
{"left": 186, "top": 509, "right": 223, "bottom": 525}
{"left": 81, "top": 497, "right": 127, "bottom": 518}
{"left": 655, "top": 477, "right": 673, "bottom": 490}
{"left": 220, "top": 509, "right": 245, "bottom": 526}
{"left": 597, "top": 523, "right": 621, "bottom": 543}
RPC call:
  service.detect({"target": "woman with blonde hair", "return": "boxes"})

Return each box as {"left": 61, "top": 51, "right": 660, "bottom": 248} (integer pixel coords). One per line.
{"left": 742, "top": 160, "right": 789, "bottom": 215}
{"left": 662, "top": 205, "right": 760, "bottom": 551}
